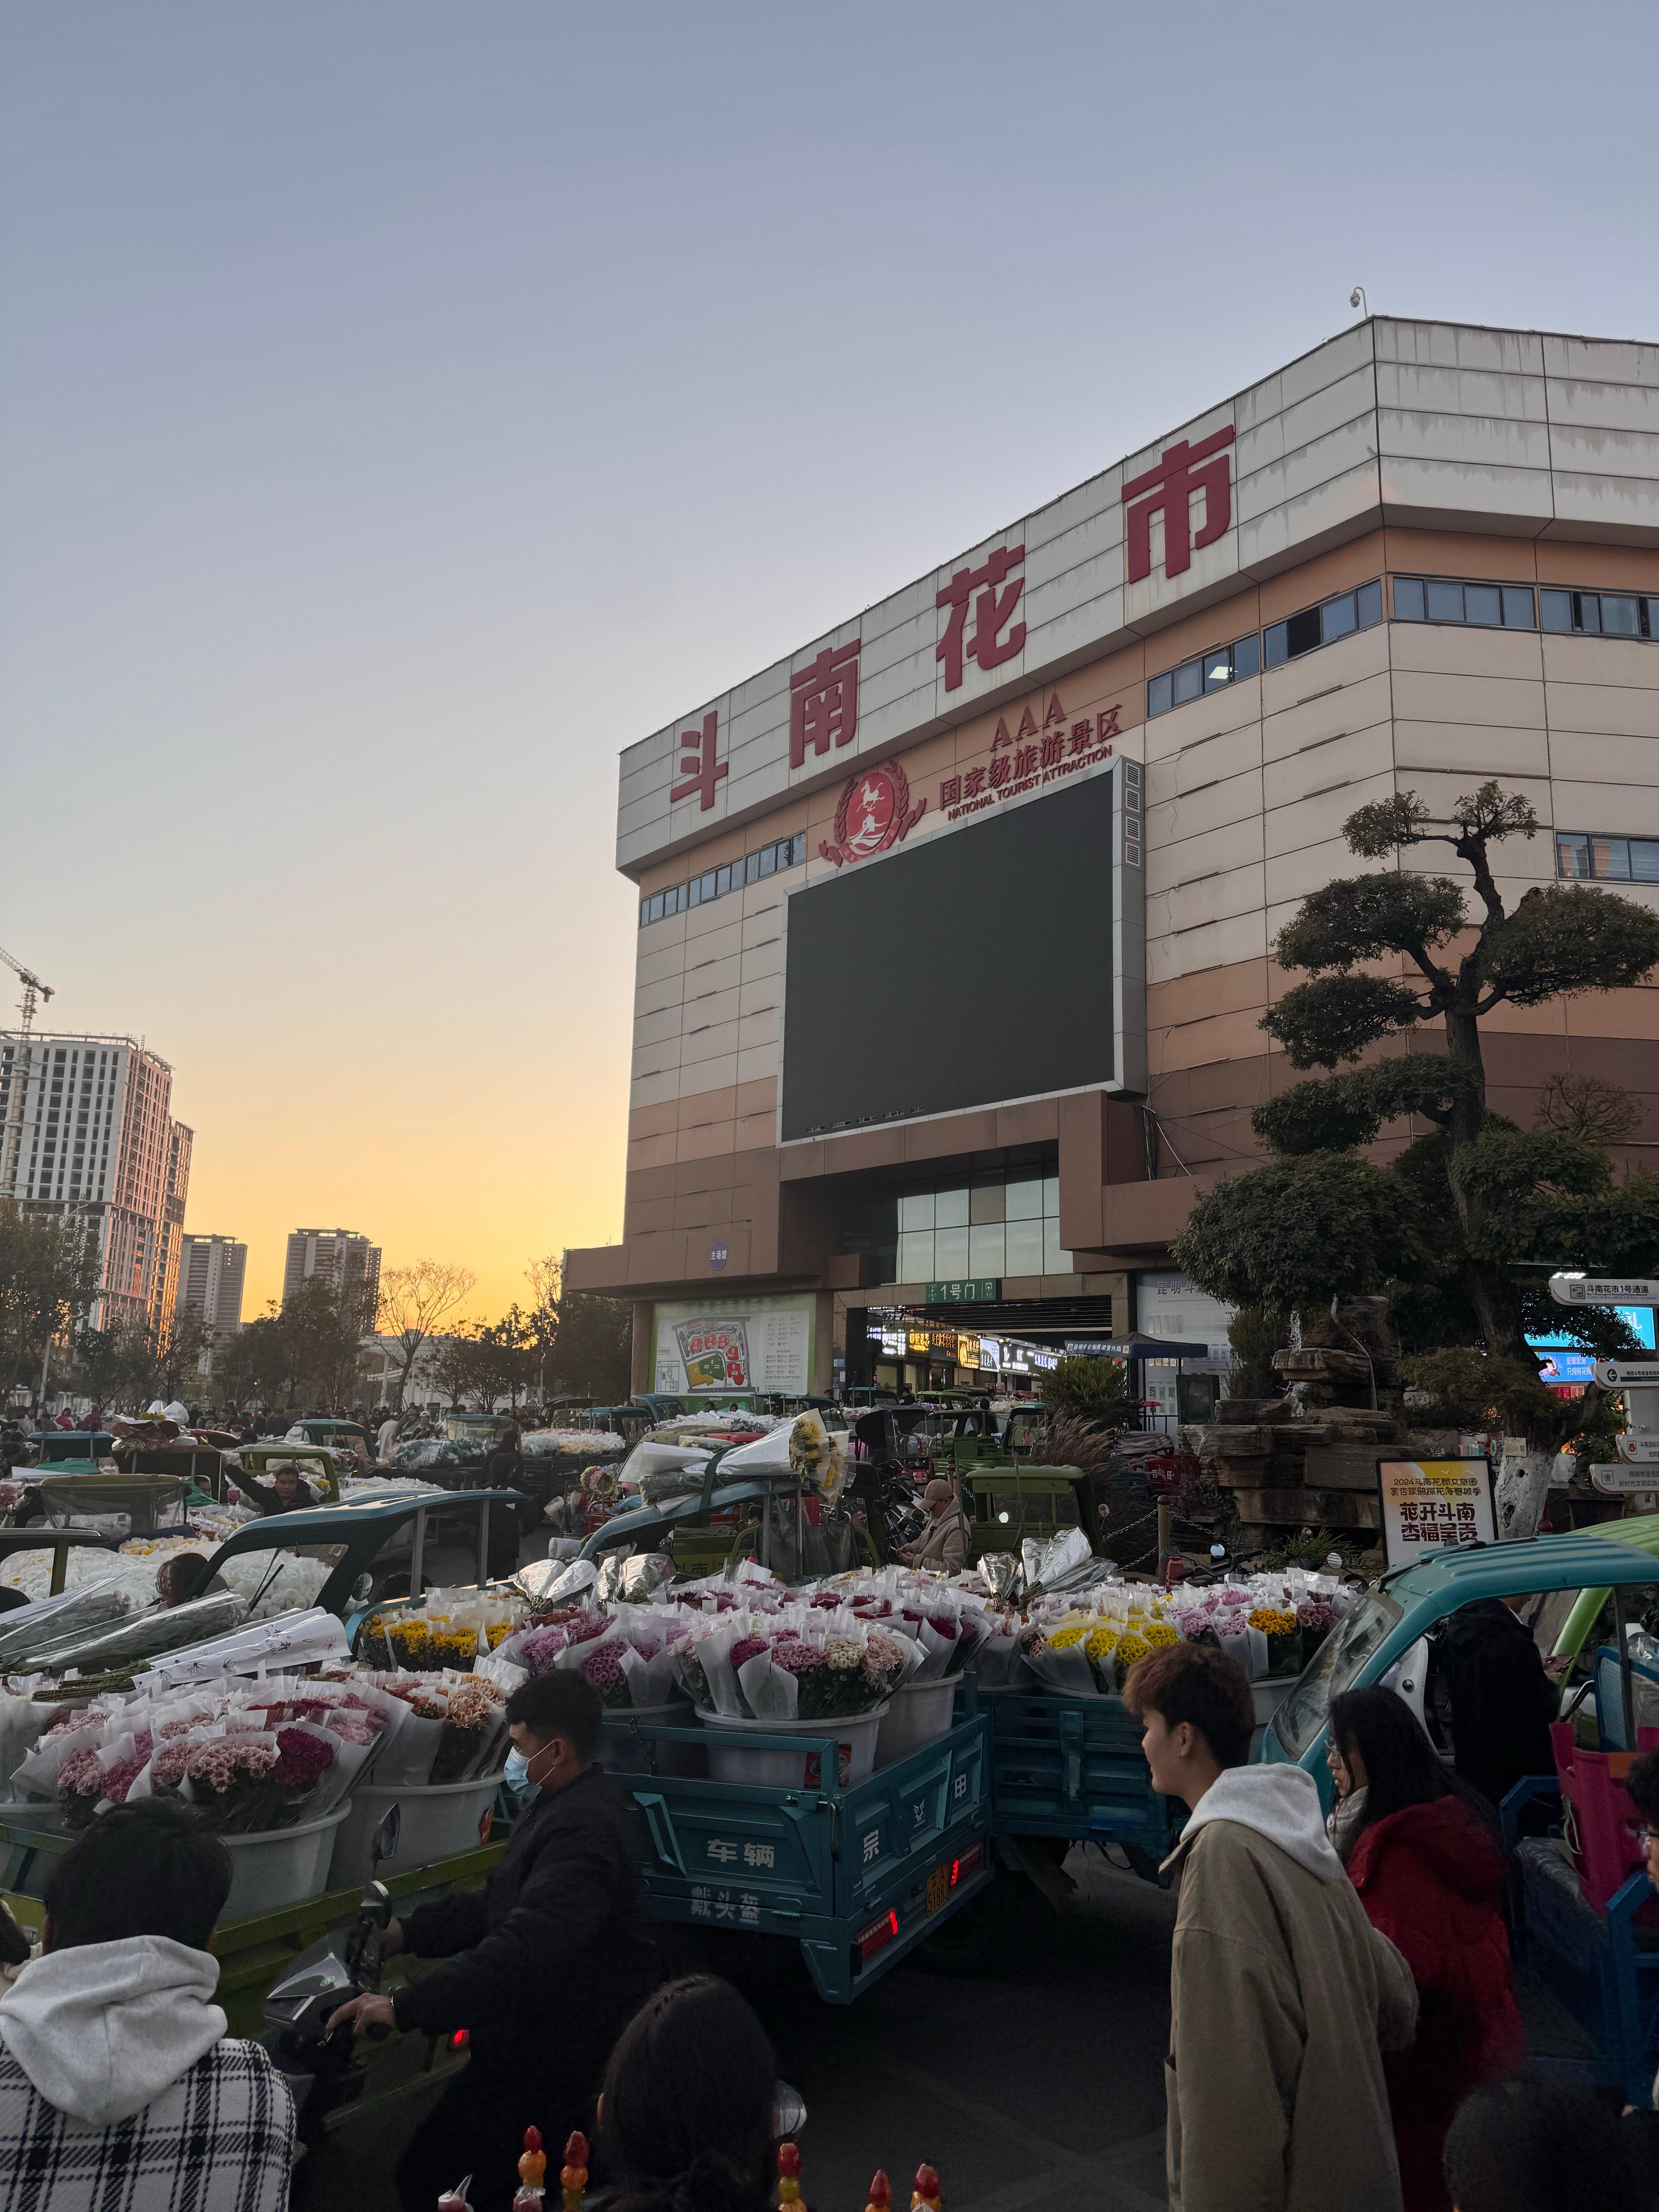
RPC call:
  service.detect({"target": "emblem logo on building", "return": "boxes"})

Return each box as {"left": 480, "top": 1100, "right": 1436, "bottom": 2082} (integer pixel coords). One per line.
{"left": 1122, "top": 426, "right": 1236, "bottom": 583}
{"left": 818, "top": 763, "right": 926, "bottom": 868}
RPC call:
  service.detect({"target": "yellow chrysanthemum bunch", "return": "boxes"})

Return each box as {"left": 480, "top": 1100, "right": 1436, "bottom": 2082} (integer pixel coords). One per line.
{"left": 1114, "top": 1631, "right": 1149, "bottom": 1676}
{"left": 1248, "top": 1606, "right": 1298, "bottom": 1638}
{"left": 1048, "top": 1624, "right": 1088, "bottom": 1650}
{"left": 1141, "top": 1620, "right": 1180, "bottom": 1649}
{"left": 1085, "top": 1624, "right": 1120, "bottom": 1662}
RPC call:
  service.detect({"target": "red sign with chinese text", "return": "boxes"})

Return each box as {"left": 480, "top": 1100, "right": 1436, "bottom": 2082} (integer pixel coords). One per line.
{"left": 939, "top": 696, "right": 1120, "bottom": 815}
{"left": 790, "top": 641, "right": 860, "bottom": 769}
{"left": 936, "top": 544, "right": 1025, "bottom": 690}
{"left": 670, "top": 709, "right": 728, "bottom": 811}
{"left": 1122, "top": 427, "right": 1236, "bottom": 584}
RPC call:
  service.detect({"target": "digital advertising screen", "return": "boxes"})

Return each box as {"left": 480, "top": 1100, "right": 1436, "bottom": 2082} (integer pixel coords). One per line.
{"left": 780, "top": 772, "right": 1133, "bottom": 1142}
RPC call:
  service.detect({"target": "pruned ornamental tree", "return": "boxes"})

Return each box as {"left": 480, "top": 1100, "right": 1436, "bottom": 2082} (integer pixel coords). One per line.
{"left": 1173, "top": 781, "right": 1659, "bottom": 1501}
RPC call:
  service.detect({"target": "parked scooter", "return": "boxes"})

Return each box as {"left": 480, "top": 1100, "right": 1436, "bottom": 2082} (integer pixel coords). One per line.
{"left": 262, "top": 1807, "right": 401, "bottom": 2143}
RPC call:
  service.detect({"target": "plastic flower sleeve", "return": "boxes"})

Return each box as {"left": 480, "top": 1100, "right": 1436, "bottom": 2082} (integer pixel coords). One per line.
{"left": 366, "top": 1688, "right": 449, "bottom": 1784}
{"left": 973, "top": 1552, "right": 1023, "bottom": 1608}
{"left": 11, "top": 1719, "right": 104, "bottom": 1797}
{"left": 736, "top": 1647, "right": 799, "bottom": 1720}
{"left": 1020, "top": 1632, "right": 1101, "bottom": 1699}
{"left": 618, "top": 1553, "right": 675, "bottom": 1602}
{"left": 0, "top": 1578, "right": 134, "bottom": 1669}
{"left": 474, "top": 1650, "right": 529, "bottom": 1698}
{"left": 510, "top": 1555, "right": 598, "bottom": 1609}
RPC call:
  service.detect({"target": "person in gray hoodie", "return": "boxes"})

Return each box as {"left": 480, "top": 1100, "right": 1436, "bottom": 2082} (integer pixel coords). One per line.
{"left": 0, "top": 1801, "right": 293, "bottom": 2212}
{"left": 1124, "top": 1642, "right": 1419, "bottom": 2212}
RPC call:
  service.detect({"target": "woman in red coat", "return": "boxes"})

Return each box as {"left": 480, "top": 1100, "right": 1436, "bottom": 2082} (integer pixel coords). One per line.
{"left": 1327, "top": 1688, "right": 1526, "bottom": 2212}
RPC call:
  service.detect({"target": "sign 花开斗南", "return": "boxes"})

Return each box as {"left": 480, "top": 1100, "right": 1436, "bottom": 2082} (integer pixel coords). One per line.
{"left": 927, "top": 1278, "right": 1000, "bottom": 1305}
{"left": 1377, "top": 1458, "right": 1496, "bottom": 1570}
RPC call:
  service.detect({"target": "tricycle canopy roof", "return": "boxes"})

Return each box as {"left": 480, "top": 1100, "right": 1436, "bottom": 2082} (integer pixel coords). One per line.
{"left": 1380, "top": 1530, "right": 1659, "bottom": 1604}
{"left": 202, "top": 1488, "right": 524, "bottom": 1616}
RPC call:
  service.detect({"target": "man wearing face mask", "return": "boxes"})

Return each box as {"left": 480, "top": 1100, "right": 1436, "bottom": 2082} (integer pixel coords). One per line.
{"left": 326, "top": 1672, "right": 658, "bottom": 2212}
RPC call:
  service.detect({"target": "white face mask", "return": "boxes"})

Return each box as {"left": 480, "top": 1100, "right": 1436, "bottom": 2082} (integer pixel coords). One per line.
{"left": 503, "top": 1739, "right": 558, "bottom": 1800}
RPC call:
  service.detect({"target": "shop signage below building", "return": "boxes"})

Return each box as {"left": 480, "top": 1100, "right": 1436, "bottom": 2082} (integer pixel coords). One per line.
{"left": 927, "top": 1278, "right": 1000, "bottom": 1304}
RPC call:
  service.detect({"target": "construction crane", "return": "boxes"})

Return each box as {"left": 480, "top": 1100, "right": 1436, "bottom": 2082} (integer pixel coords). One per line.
{"left": 0, "top": 944, "right": 54, "bottom": 1202}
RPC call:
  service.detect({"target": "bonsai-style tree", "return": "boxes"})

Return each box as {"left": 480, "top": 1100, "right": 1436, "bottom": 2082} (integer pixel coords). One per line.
{"left": 1174, "top": 781, "right": 1659, "bottom": 1485}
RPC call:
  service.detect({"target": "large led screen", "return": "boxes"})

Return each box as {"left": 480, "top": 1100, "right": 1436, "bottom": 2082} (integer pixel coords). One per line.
{"left": 781, "top": 775, "right": 1118, "bottom": 1141}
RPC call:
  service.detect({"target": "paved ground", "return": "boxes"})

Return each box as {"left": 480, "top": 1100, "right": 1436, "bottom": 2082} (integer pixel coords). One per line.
{"left": 300, "top": 1846, "right": 1178, "bottom": 2212}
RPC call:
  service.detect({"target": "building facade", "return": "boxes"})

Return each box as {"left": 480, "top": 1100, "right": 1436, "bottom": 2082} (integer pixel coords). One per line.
{"left": 567, "top": 318, "right": 1659, "bottom": 1400}
{"left": 0, "top": 1031, "right": 192, "bottom": 1328}
{"left": 284, "top": 1228, "right": 382, "bottom": 1310}
{"left": 176, "top": 1233, "right": 247, "bottom": 1348}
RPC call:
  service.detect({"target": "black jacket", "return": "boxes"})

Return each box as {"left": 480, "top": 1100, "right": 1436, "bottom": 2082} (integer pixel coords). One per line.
{"left": 1436, "top": 1597, "right": 1559, "bottom": 1814}
{"left": 393, "top": 1765, "right": 656, "bottom": 2075}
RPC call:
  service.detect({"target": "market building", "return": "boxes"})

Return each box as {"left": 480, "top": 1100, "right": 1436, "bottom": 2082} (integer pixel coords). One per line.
{"left": 565, "top": 317, "right": 1659, "bottom": 1407}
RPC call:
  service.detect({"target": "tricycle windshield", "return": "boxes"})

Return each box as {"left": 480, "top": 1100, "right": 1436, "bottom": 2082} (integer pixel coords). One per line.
{"left": 216, "top": 1540, "right": 350, "bottom": 1617}
{"left": 1273, "top": 1589, "right": 1403, "bottom": 1758}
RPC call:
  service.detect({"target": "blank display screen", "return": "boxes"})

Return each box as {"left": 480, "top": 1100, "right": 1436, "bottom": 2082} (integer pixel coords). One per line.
{"left": 781, "top": 776, "right": 1116, "bottom": 1140}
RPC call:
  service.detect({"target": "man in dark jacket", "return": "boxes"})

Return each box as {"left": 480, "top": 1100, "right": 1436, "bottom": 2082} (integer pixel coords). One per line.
{"left": 327, "top": 1671, "right": 656, "bottom": 2212}
{"left": 1435, "top": 1594, "right": 1565, "bottom": 1815}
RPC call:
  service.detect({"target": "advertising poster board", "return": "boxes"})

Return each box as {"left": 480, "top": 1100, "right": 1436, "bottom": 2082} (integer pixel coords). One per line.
{"left": 1377, "top": 1457, "right": 1496, "bottom": 1569}
{"left": 654, "top": 1294, "right": 813, "bottom": 1395}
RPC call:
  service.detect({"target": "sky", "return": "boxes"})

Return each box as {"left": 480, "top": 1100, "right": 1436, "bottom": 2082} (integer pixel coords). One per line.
{"left": 5, "top": 1, "right": 1659, "bottom": 1322}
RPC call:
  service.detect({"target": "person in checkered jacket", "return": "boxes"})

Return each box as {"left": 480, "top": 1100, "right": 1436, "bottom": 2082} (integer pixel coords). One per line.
{"left": 0, "top": 1802, "right": 292, "bottom": 2212}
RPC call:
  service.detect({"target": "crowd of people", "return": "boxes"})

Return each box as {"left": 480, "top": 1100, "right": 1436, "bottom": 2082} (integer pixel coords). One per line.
{"left": 0, "top": 1436, "right": 1647, "bottom": 2212}
{"left": 1125, "top": 1638, "right": 1656, "bottom": 2212}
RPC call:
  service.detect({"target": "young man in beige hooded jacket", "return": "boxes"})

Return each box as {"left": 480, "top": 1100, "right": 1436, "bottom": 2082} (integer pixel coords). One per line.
{"left": 1125, "top": 1643, "right": 1419, "bottom": 2212}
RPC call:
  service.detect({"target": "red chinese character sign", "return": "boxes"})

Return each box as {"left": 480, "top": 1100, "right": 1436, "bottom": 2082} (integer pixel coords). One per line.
{"left": 818, "top": 763, "right": 926, "bottom": 868}
{"left": 790, "top": 641, "right": 860, "bottom": 769}
{"left": 670, "top": 709, "right": 728, "bottom": 811}
{"left": 1122, "top": 426, "right": 1236, "bottom": 584}
{"left": 936, "top": 543, "right": 1025, "bottom": 690}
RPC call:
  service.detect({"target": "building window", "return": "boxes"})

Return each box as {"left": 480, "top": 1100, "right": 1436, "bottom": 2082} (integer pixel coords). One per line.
{"left": 1392, "top": 575, "right": 1536, "bottom": 629}
{"left": 1541, "top": 589, "right": 1659, "bottom": 640}
{"left": 1557, "top": 832, "right": 1659, "bottom": 883}
{"left": 1146, "top": 631, "right": 1261, "bottom": 719}
{"left": 893, "top": 1173, "right": 1068, "bottom": 1284}
{"left": 1262, "top": 580, "right": 1383, "bottom": 671}
{"left": 640, "top": 831, "right": 807, "bottom": 927}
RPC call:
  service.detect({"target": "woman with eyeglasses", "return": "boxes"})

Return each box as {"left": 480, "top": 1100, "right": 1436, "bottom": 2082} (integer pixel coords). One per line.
{"left": 1326, "top": 1688, "right": 1525, "bottom": 2212}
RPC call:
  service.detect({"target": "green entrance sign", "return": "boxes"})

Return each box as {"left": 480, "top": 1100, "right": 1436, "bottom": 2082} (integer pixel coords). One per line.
{"left": 926, "top": 1278, "right": 1001, "bottom": 1305}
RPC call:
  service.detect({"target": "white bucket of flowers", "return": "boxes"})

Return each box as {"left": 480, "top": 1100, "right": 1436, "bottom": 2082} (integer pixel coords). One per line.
{"left": 328, "top": 1774, "right": 502, "bottom": 1887}
{"left": 223, "top": 1803, "right": 354, "bottom": 1920}
{"left": 693, "top": 1704, "right": 890, "bottom": 1791}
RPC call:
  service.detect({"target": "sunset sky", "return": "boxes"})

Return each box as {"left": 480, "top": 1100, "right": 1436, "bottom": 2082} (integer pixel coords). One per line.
{"left": 5, "top": 2, "right": 1657, "bottom": 1321}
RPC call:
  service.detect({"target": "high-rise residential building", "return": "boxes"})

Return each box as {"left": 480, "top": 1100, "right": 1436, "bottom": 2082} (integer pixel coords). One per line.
{"left": 158, "top": 1120, "right": 193, "bottom": 1331}
{"left": 0, "top": 1032, "right": 192, "bottom": 1328}
{"left": 284, "top": 1228, "right": 382, "bottom": 1314}
{"left": 176, "top": 1234, "right": 247, "bottom": 1346}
